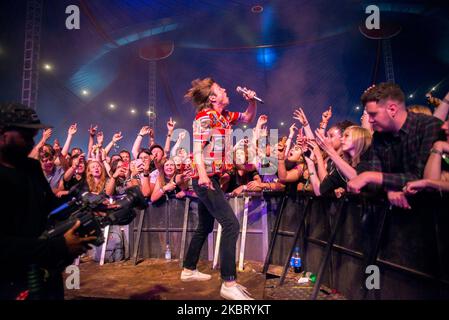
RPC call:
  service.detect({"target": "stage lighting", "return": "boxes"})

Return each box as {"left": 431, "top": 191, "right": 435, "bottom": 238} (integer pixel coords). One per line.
{"left": 251, "top": 5, "right": 263, "bottom": 13}
{"left": 109, "top": 104, "right": 116, "bottom": 109}
{"left": 431, "top": 87, "right": 436, "bottom": 92}
{"left": 43, "top": 63, "right": 53, "bottom": 71}
{"left": 243, "top": 125, "right": 247, "bottom": 129}
{"left": 409, "top": 94, "right": 414, "bottom": 99}
{"left": 81, "top": 89, "right": 90, "bottom": 96}
{"left": 280, "top": 122, "right": 284, "bottom": 126}
{"left": 130, "top": 109, "right": 136, "bottom": 114}
{"left": 355, "top": 106, "right": 361, "bottom": 111}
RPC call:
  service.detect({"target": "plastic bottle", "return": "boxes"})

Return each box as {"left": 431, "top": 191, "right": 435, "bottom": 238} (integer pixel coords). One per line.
{"left": 165, "top": 244, "right": 171, "bottom": 260}
{"left": 290, "top": 247, "right": 302, "bottom": 273}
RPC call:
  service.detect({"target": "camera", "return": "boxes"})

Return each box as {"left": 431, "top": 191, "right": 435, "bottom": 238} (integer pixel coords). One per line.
{"left": 40, "top": 186, "right": 148, "bottom": 246}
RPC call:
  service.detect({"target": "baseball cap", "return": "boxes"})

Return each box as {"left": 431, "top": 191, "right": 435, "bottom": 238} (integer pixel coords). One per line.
{"left": 0, "top": 102, "right": 52, "bottom": 129}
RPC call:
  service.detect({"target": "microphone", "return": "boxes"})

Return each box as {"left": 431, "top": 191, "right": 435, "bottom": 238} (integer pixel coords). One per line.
{"left": 236, "top": 86, "right": 264, "bottom": 104}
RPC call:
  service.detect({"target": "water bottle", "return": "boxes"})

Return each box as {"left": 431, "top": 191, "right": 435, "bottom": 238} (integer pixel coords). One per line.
{"left": 165, "top": 244, "right": 171, "bottom": 260}
{"left": 290, "top": 247, "right": 302, "bottom": 273}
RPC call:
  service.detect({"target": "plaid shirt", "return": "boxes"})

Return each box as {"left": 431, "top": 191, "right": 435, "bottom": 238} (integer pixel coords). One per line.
{"left": 359, "top": 112, "right": 444, "bottom": 191}
{"left": 193, "top": 108, "right": 242, "bottom": 176}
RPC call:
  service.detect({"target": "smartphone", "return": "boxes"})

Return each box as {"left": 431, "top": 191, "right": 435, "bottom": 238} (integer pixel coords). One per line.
{"left": 303, "top": 149, "right": 312, "bottom": 158}
{"left": 134, "top": 159, "right": 144, "bottom": 167}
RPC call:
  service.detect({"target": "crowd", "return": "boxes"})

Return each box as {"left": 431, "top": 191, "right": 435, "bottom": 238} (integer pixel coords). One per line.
{"left": 24, "top": 83, "right": 448, "bottom": 209}
{"left": 1, "top": 80, "right": 448, "bottom": 300}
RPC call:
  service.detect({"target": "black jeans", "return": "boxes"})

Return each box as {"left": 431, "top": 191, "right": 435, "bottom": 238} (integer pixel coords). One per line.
{"left": 183, "top": 175, "right": 240, "bottom": 281}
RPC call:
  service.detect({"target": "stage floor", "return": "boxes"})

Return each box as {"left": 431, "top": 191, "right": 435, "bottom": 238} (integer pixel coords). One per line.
{"left": 64, "top": 258, "right": 346, "bottom": 300}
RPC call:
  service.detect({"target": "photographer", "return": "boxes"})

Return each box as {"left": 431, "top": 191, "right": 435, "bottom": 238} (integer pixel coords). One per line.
{"left": 0, "top": 103, "right": 96, "bottom": 300}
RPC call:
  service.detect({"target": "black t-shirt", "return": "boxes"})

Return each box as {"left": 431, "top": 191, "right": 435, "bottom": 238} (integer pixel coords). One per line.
{"left": 227, "top": 167, "right": 260, "bottom": 192}
{"left": 0, "top": 158, "right": 70, "bottom": 288}
{"left": 319, "top": 155, "right": 374, "bottom": 196}
{"left": 284, "top": 160, "right": 303, "bottom": 199}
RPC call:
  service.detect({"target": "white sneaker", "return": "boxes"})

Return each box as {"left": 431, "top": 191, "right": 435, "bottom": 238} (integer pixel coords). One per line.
{"left": 220, "top": 283, "right": 255, "bottom": 300}
{"left": 180, "top": 269, "right": 212, "bottom": 282}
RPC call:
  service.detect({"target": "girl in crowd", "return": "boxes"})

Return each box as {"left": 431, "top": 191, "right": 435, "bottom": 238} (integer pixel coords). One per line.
{"left": 151, "top": 159, "right": 184, "bottom": 203}
{"left": 86, "top": 160, "right": 107, "bottom": 194}
{"left": 57, "top": 153, "right": 86, "bottom": 198}
{"left": 305, "top": 126, "right": 372, "bottom": 196}
{"left": 105, "top": 159, "right": 140, "bottom": 196}
{"left": 222, "top": 147, "right": 262, "bottom": 196}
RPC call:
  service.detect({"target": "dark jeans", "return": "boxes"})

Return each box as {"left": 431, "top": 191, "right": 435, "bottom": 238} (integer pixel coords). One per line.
{"left": 183, "top": 175, "right": 240, "bottom": 281}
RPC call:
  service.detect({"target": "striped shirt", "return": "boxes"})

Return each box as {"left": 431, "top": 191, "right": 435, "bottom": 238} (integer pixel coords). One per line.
{"left": 193, "top": 108, "right": 242, "bottom": 176}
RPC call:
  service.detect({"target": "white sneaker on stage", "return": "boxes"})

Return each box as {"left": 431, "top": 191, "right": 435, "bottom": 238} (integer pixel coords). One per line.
{"left": 220, "top": 283, "right": 255, "bottom": 300}
{"left": 180, "top": 269, "right": 212, "bottom": 282}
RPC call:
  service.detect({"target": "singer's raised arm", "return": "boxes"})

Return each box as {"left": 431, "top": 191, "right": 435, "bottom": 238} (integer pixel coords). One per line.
{"left": 239, "top": 88, "right": 258, "bottom": 124}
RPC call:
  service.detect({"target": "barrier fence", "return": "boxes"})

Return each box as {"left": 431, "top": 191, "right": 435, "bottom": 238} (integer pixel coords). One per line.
{"left": 111, "top": 190, "right": 449, "bottom": 299}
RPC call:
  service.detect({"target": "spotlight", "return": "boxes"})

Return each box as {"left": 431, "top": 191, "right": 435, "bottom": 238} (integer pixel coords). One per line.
{"left": 280, "top": 122, "right": 284, "bottom": 126}
{"left": 130, "top": 108, "right": 136, "bottom": 114}
{"left": 146, "top": 110, "right": 152, "bottom": 115}
{"left": 81, "top": 89, "right": 89, "bottom": 96}
{"left": 431, "top": 87, "right": 437, "bottom": 92}
{"left": 243, "top": 125, "right": 247, "bottom": 129}
{"left": 43, "top": 63, "right": 53, "bottom": 71}
{"left": 251, "top": 5, "right": 264, "bottom": 13}
{"left": 355, "top": 106, "right": 361, "bottom": 111}
{"left": 109, "top": 104, "right": 116, "bottom": 109}
{"left": 409, "top": 94, "right": 414, "bottom": 99}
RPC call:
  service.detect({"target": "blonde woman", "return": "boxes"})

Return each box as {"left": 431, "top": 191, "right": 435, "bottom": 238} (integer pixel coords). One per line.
{"left": 86, "top": 160, "right": 107, "bottom": 194}
{"left": 305, "top": 126, "right": 372, "bottom": 196}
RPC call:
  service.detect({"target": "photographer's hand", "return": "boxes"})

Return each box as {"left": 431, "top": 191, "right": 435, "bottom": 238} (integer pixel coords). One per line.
{"left": 64, "top": 220, "right": 97, "bottom": 256}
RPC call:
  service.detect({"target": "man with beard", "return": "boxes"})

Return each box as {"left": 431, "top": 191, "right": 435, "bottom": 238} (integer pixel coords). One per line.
{"left": 0, "top": 102, "right": 96, "bottom": 300}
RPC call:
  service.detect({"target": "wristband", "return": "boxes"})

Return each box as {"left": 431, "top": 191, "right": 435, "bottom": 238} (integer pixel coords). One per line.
{"left": 430, "top": 148, "right": 443, "bottom": 156}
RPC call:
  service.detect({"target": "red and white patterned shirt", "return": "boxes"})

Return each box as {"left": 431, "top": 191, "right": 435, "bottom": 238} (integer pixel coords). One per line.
{"left": 193, "top": 108, "right": 242, "bottom": 176}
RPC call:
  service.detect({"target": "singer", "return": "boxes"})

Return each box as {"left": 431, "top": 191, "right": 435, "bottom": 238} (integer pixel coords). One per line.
{"left": 182, "top": 77, "right": 257, "bottom": 300}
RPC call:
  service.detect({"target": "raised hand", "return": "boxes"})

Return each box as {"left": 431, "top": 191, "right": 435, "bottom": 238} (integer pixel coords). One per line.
{"left": 89, "top": 124, "right": 98, "bottom": 137}
{"left": 139, "top": 126, "right": 151, "bottom": 136}
{"left": 321, "top": 106, "right": 332, "bottom": 123}
{"left": 256, "top": 114, "right": 268, "bottom": 128}
{"left": 68, "top": 123, "right": 77, "bottom": 136}
{"left": 242, "top": 87, "right": 256, "bottom": 101}
{"left": 167, "top": 117, "right": 175, "bottom": 134}
{"left": 42, "top": 128, "right": 52, "bottom": 142}
{"left": 289, "top": 123, "right": 297, "bottom": 137}
{"left": 112, "top": 132, "right": 123, "bottom": 143}
{"left": 293, "top": 108, "right": 309, "bottom": 127}
{"left": 314, "top": 130, "right": 335, "bottom": 155}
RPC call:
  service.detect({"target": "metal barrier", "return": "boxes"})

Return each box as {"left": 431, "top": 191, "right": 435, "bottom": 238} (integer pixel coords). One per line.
{"left": 126, "top": 190, "right": 449, "bottom": 299}
{"left": 129, "top": 193, "right": 270, "bottom": 270}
